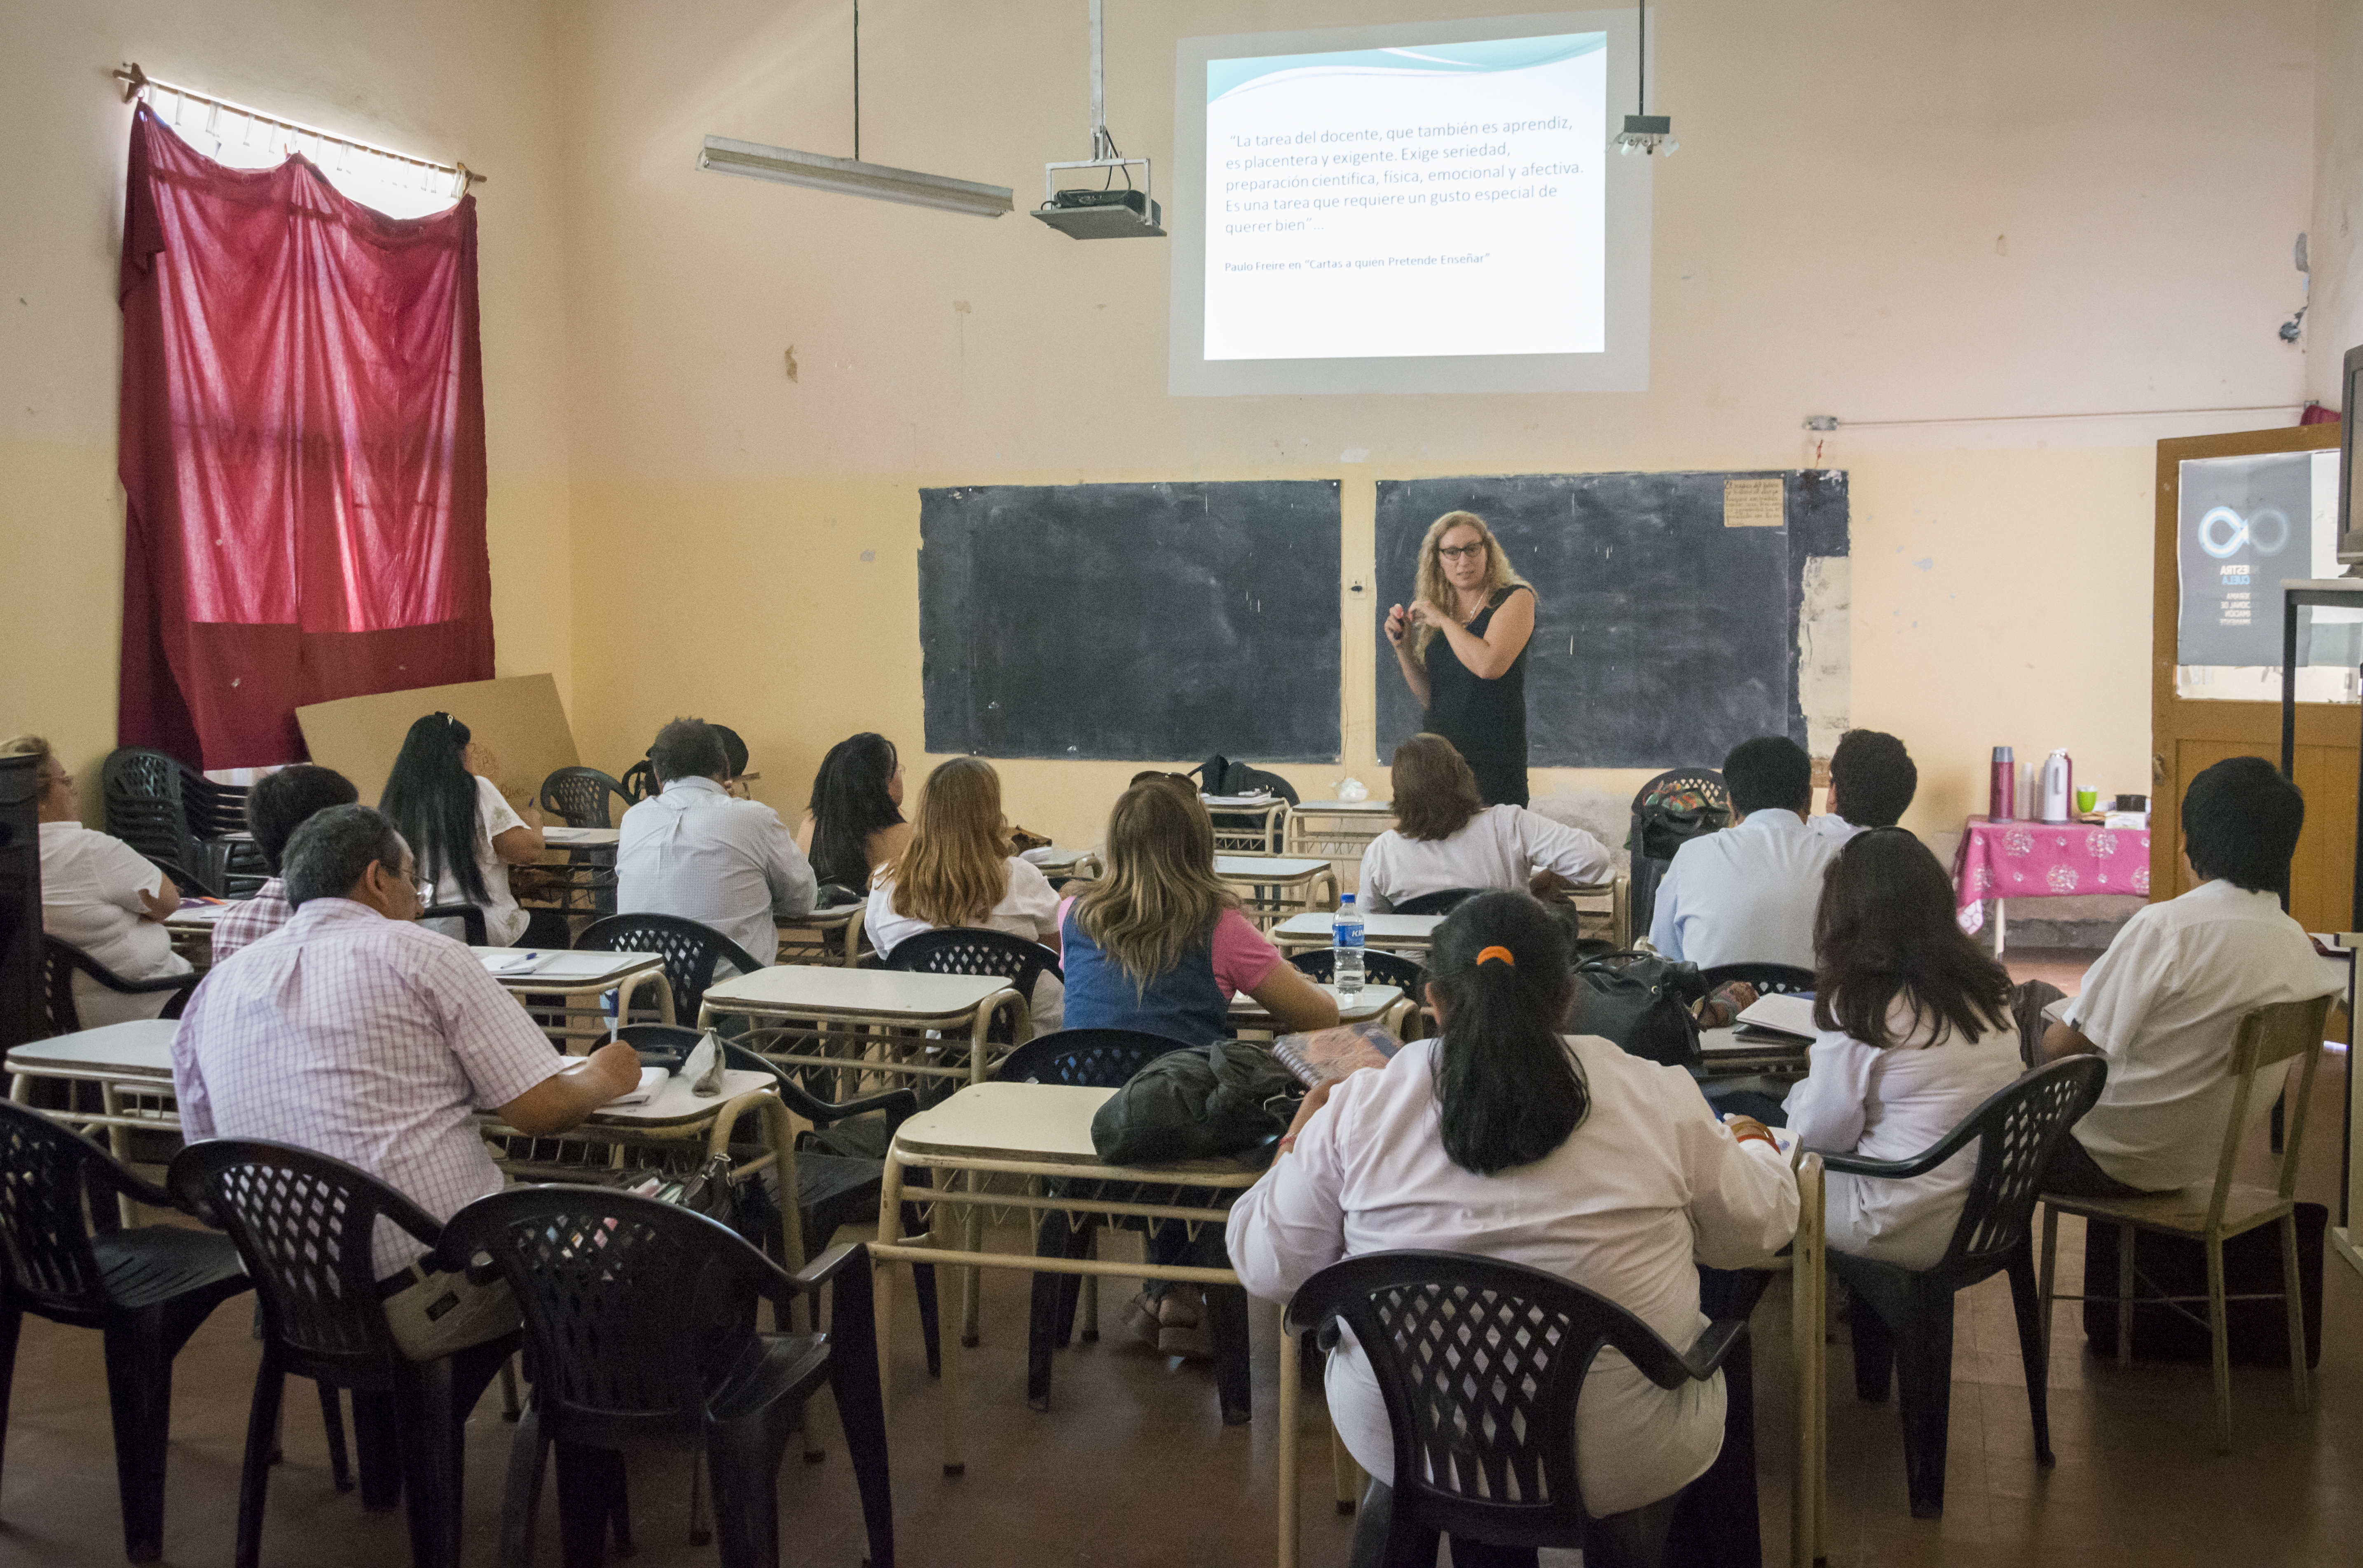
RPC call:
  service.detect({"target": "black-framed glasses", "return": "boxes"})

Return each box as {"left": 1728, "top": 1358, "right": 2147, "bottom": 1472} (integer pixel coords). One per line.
{"left": 1437, "top": 543, "right": 1486, "bottom": 561}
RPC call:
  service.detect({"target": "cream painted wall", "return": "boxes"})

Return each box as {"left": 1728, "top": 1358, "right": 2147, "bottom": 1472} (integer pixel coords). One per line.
{"left": 0, "top": 0, "right": 577, "bottom": 814}
{"left": 558, "top": 0, "right": 2311, "bottom": 846}
{"left": 2309, "top": 0, "right": 2363, "bottom": 405}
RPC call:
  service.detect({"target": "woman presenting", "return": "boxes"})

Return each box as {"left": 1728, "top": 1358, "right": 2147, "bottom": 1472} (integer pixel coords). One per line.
{"left": 1385, "top": 510, "right": 1537, "bottom": 807}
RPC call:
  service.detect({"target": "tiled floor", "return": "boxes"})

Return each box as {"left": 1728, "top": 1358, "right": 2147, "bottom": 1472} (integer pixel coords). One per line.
{"left": 5, "top": 948, "right": 2356, "bottom": 1567}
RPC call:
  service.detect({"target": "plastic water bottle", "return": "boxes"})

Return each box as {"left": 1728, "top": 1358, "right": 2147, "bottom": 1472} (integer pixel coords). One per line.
{"left": 1332, "top": 894, "right": 1365, "bottom": 1000}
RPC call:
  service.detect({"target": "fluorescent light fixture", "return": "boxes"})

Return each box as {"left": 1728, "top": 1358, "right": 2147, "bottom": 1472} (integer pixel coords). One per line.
{"left": 698, "top": 136, "right": 1013, "bottom": 218}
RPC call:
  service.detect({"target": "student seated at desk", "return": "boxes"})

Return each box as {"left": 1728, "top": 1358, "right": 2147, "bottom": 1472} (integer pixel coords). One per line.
{"left": 172, "top": 805, "right": 641, "bottom": 1356}
{"left": 379, "top": 712, "right": 544, "bottom": 946}
{"left": 4, "top": 733, "right": 193, "bottom": 1026}
{"left": 866, "top": 756, "right": 1063, "bottom": 1027}
{"left": 1357, "top": 733, "right": 1611, "bottom": 910}
{"left": 211, "top": 764, "right": 359, "bottom": 962}
{"left": 1227, "top": 892, "right": 1798, "bottom": 1559}
{"left": 1062, "top": 781, "right": 1337, "bottom": 1353}
{"left": 1782, "top": 829, "right": 2022, "bottom": 1268}
{"left": 796, "top": 731, "right": 911, "bottom": 895}
{"left": 2038, "top": 757, "right": 2340, "bottom": 1197}
{"left": 617, "top": 718, "right": 816, "bottom": 966}
{"left": 1808, "top": 729, "right": 1918, "bottom": 844}
{"left": 1649, "top": 735, "right": 1842, "bottom": 971}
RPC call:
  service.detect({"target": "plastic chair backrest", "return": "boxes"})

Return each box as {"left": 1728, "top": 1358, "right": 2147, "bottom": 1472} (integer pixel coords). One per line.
{"left": 1935, "top": 1056, "right": 2108, "bottom": 1274}
{"left": 1627, "top": 769, "right": 1731, "bottom": 936}
{"left": 2220, "top": 993, "right": 2335, "bottom": 1216}
{"left": 40, "top": 936, "right": 193, "bottom": 1037}
{"left": 435, "top": 1187, "right": 785, "bottom": 1437}
{"left": 1285, "top": 1250, "right": 1710, "bottom": 1547}
{"left": 539, "top": 767, "right": 628, "bottom": 830}
{"left": 418, "top": 902, "right": 490, "bottom": 947}
{"left": 0, "top": 1099, "right": 130, "bottom": 1315}
{"left": 995, "top": 1027, "right": 1196, "bottom": 1088}
{"left": 576, "top": 913, "right": 761, "bottom": 1023}
{"left": 1700, "top": 962, "right": 1817, "bottom": 996}
{"left": 1392, "top": 887, "right": 1484, "bottom": 917}
{"left": 885, "top": 927, "right": 1062, "bottom": 994}
{"left": 102, "top": 748, "right": 203, "bottom": 870}
{"left": 167, "top": 1140, "right": 442, "bottom": 1376}
{"left": 619, "top": 760, "right": 658, "bottom": 804}
{"left": 1290, "top": 948, "right": 1426, "bottom": 994}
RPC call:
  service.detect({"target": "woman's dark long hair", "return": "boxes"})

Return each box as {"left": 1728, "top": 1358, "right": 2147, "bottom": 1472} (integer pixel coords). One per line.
{"left": 377, "top": 713, "right": 487, "bottom": 904}
{"left": 1428, "top": 891, "right": 1588, "bottom": 1176}
{"left": 1812, "top": 828, "right": 2014, "bottom": 1050}
{"left": 806, "top": 733, "right": 903, "bottom": 887}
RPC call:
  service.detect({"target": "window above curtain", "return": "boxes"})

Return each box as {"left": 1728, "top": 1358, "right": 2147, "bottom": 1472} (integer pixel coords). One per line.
{"left": 117, "top": 103, "right": 493, "bottom": 770}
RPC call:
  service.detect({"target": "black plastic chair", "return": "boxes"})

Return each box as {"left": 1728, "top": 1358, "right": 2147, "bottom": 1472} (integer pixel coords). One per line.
{"left": 1392, "top": 887, "right": 1485, "bottom": 917}
{"left": 615, "top": 1023, "right": 943, "bottom": 1377}
{"left": 1810, "top": 1056, "right": 2107, "bottom": 1519}
{"left": 417, "top": 902, "right": 490, "bottom": 947}
{"left": 1628, "top": 769, "right": 1731, "bottom": 941}
{"left": 169, "top": 1140, "right": 520, "bottom": 1568}
{"left": 41, "top": 936, "right": 199, "bottom": 1036}
{"left": 1290, "top": 946, "right": 1426, "bottom": 995}
{"left": 619, "top": 758, "right": 659, "bottom": 804}
{"left": 435, "top": 1188, "right": 895, "bottom": 1568}
{"left": 0, "top": 1101, "right": 262, "bottom": 1561}
{"left": 993, "top": 1030, "right": 1253, "bottom": 1417}
{"left": 539, "top": 766, "right": 630, "bottom": 830}
{"left": 1286, "top": 1250, "right": 1749, "bottom": 1568}
{"left": 1699, "top": 962, "right": 1817, "bottom": 997}
{"left": 884, "top": 927, "right": 1062, "bottom": 1044}
{"left": 576, "top": 911, "right": 762, "bottom": 1024}
{"left": 142, "top": 851, "right": 222, "bottom": 901}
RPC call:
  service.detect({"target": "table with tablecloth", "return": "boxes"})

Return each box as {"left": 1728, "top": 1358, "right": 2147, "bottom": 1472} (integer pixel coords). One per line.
{"left": 1952, "top": 815, "right": 2152, "bottom": 952}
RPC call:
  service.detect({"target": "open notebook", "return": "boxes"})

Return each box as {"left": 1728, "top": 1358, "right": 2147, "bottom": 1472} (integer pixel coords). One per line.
{"left": 1733, "top": 992, "right": 1820, "bottom": 1044}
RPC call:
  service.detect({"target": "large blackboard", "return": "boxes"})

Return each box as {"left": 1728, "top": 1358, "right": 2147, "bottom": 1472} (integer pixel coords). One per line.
{"left": 921, "top": 482, "right": 1342, "bottom": 761}
{"left": 1375, "top": 472, "right": 1849, "bottom": 769}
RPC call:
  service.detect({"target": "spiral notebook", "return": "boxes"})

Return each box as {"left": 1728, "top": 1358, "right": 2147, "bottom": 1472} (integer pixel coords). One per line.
{"left": 1272, "top": 1023, "right": 1402, "bottom": 1089}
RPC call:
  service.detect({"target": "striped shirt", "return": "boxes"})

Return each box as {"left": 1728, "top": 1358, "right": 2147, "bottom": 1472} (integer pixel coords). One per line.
{"left": 209, "top": 876, "right": 293, "bottom": 963}
{"left": 172, "top": 898, "right": 564, "bottom": 1275}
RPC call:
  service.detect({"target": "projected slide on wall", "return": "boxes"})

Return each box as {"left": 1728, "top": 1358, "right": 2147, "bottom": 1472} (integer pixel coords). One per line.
{"left": 1204, "top": 36, "right": 1606, "bottom": 362}
{"left": 1171, "top": 12, "right": 1649, "bottom": 397}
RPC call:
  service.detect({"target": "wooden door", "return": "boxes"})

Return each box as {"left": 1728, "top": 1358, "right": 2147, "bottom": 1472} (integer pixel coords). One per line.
{"left": 2151, "top": 423, "right": 2354, "bottom": 931}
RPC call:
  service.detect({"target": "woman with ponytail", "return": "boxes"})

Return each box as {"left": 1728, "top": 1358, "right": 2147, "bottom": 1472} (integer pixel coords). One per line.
{"left": 378, "top": 713, "right": 544, "bottom": 946}
{"left": 1228, "top": 891, "right": 1798, "bottom": 1554}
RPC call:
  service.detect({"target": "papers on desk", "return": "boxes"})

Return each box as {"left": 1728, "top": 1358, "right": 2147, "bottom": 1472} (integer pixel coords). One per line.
{"left": 480, "top": 951, "right": 555, "bottom": 976}
{"left": 606, "top": 1066, "right": 670, "bottom": 1107}
{"left": 1733, "top": 993, "right": 1820, "bottom": 1043}
{"left": 1201, "top": 792, "right": 1277, "bottom": 807}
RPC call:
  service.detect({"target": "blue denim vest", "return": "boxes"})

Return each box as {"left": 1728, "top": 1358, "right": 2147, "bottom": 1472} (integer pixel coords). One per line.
{"left": 1059, "top": 906, "right": 1228, "bottom": 1045}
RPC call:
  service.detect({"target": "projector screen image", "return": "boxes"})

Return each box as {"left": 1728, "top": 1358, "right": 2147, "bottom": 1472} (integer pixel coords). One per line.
{"left": 1204, "top": 34, "right": 1606, "bottom": 362}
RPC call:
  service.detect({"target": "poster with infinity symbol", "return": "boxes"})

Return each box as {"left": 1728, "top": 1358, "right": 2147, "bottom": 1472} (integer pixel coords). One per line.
{"left": 2176, "top": 452, "right": 2315, "bottom": 667}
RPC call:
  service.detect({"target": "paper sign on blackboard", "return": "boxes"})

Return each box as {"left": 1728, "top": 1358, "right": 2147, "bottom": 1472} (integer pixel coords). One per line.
{"left": 1724, "top": 478, "right": 1785, "bottom": 527}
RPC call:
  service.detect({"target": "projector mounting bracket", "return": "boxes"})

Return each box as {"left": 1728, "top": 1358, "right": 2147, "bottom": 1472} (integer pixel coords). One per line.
{"left": 1035, "top": 0, "right": 1165, "bottom": 239}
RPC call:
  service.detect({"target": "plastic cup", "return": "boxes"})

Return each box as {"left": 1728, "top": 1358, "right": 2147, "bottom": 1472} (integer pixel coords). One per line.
{"left": 2075, "top": 787, "right": 2099, "bottom": 814}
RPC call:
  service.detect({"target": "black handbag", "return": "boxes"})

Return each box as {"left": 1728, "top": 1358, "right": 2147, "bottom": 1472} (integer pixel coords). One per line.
{"left": 1570, "top": 950, "right": 1708, "bottom": 1069}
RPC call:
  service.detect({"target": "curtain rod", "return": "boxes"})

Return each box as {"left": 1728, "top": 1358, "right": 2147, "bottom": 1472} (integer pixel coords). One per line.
{"left": 112, "top": 63, "right": 485, "bottom": 191}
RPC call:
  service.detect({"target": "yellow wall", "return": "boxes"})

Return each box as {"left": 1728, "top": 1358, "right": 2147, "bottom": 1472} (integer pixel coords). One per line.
{"left": 0, "top": 0, "right": 578, "bottom": 814}
{"left": 558, "top": 0, "right": 2309, "bottom": 845}
{"left": 0, "top": 0, "right": 2328, "bottom": 847}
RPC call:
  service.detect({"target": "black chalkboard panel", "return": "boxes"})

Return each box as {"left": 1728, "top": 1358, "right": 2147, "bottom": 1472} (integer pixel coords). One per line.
{"left": 921, "top": 482, "right": 1342, "bottom": 761}
{"left": 1375, "top": 472, "right": 1849, "bottom": 770}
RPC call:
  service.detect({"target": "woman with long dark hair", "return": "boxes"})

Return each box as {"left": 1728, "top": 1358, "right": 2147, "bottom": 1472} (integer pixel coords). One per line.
{"left": 378, "top": 713, "right": 544, "bottom": 945}
{"left": 795, "top": 733, "right": 911, "bottom": 892}
{"left": 1783, "top": 828, "right": 2023, "bottom": 1268}
{"left": 1228, "top": 892, "right": 1796, "bottom": 1557}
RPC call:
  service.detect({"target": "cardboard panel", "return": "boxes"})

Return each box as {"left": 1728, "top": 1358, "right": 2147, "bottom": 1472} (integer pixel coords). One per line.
{"left": 296, "top": 674, "right": 578, "bottom": 812}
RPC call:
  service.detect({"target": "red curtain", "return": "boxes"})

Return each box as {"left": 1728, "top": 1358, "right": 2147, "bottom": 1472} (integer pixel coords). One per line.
{"left": 117, "top": 105, "right": 493, "bottom": 770}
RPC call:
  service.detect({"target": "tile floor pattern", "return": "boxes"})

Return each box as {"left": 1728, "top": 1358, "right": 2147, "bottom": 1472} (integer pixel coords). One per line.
{"left": 3, "top": 948, "right": 2358, "bottom": 1566}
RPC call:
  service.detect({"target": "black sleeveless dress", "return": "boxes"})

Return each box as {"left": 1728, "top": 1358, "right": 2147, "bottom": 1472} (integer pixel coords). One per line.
{"left": 1422, "top": 585, "right": 1532, "bottom": 807}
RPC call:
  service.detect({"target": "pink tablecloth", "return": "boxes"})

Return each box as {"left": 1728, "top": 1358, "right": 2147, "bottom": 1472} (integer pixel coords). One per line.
{"left": 1952, "top": 816, "right": 2152, "bottom": 934}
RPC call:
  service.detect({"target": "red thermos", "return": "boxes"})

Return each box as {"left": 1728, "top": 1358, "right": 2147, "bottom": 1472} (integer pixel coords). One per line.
{"left": 1989, "top": 746, "right": 2015, "bottom": 821}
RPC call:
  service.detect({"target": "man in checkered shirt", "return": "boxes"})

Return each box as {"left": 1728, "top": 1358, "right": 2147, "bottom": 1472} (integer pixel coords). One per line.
{"left": 208, "top": 764, "right": 358, "bottom": 963}
{"left": 173, "top": 804, "right": 642, "bottom": 1354}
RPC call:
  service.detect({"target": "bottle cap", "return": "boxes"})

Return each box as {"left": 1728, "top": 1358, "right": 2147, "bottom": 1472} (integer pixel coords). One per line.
{"left": 1340, "top": 894, "right": 1355, "bottom": 905}
{"left": 1993, "top": 746, "right": 2013, "bottom": 761}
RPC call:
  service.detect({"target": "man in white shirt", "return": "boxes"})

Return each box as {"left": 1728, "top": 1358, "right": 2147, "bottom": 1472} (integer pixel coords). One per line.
{"left": 173, "top": 805, "right": 641, "bottom": 1350}
{"left": 4, "top": 734, "right": 193, "bottom": 1026}
{"left": 2041, "top": 757, "right": 2340, "bottom": 1196}
{"left": 1808, "top": 729, "right": 1918, "bottom": 843}
{"left": 616, "top": 718, "right": 817, "bottom": 965}
{"left": 1649, "top": 736, "right": 1842, "bottom": 972}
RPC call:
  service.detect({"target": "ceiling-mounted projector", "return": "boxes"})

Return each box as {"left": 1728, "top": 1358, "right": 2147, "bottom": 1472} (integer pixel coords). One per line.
{"left": 1034, "top": 0, "right": 1166, "bottom": 240}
